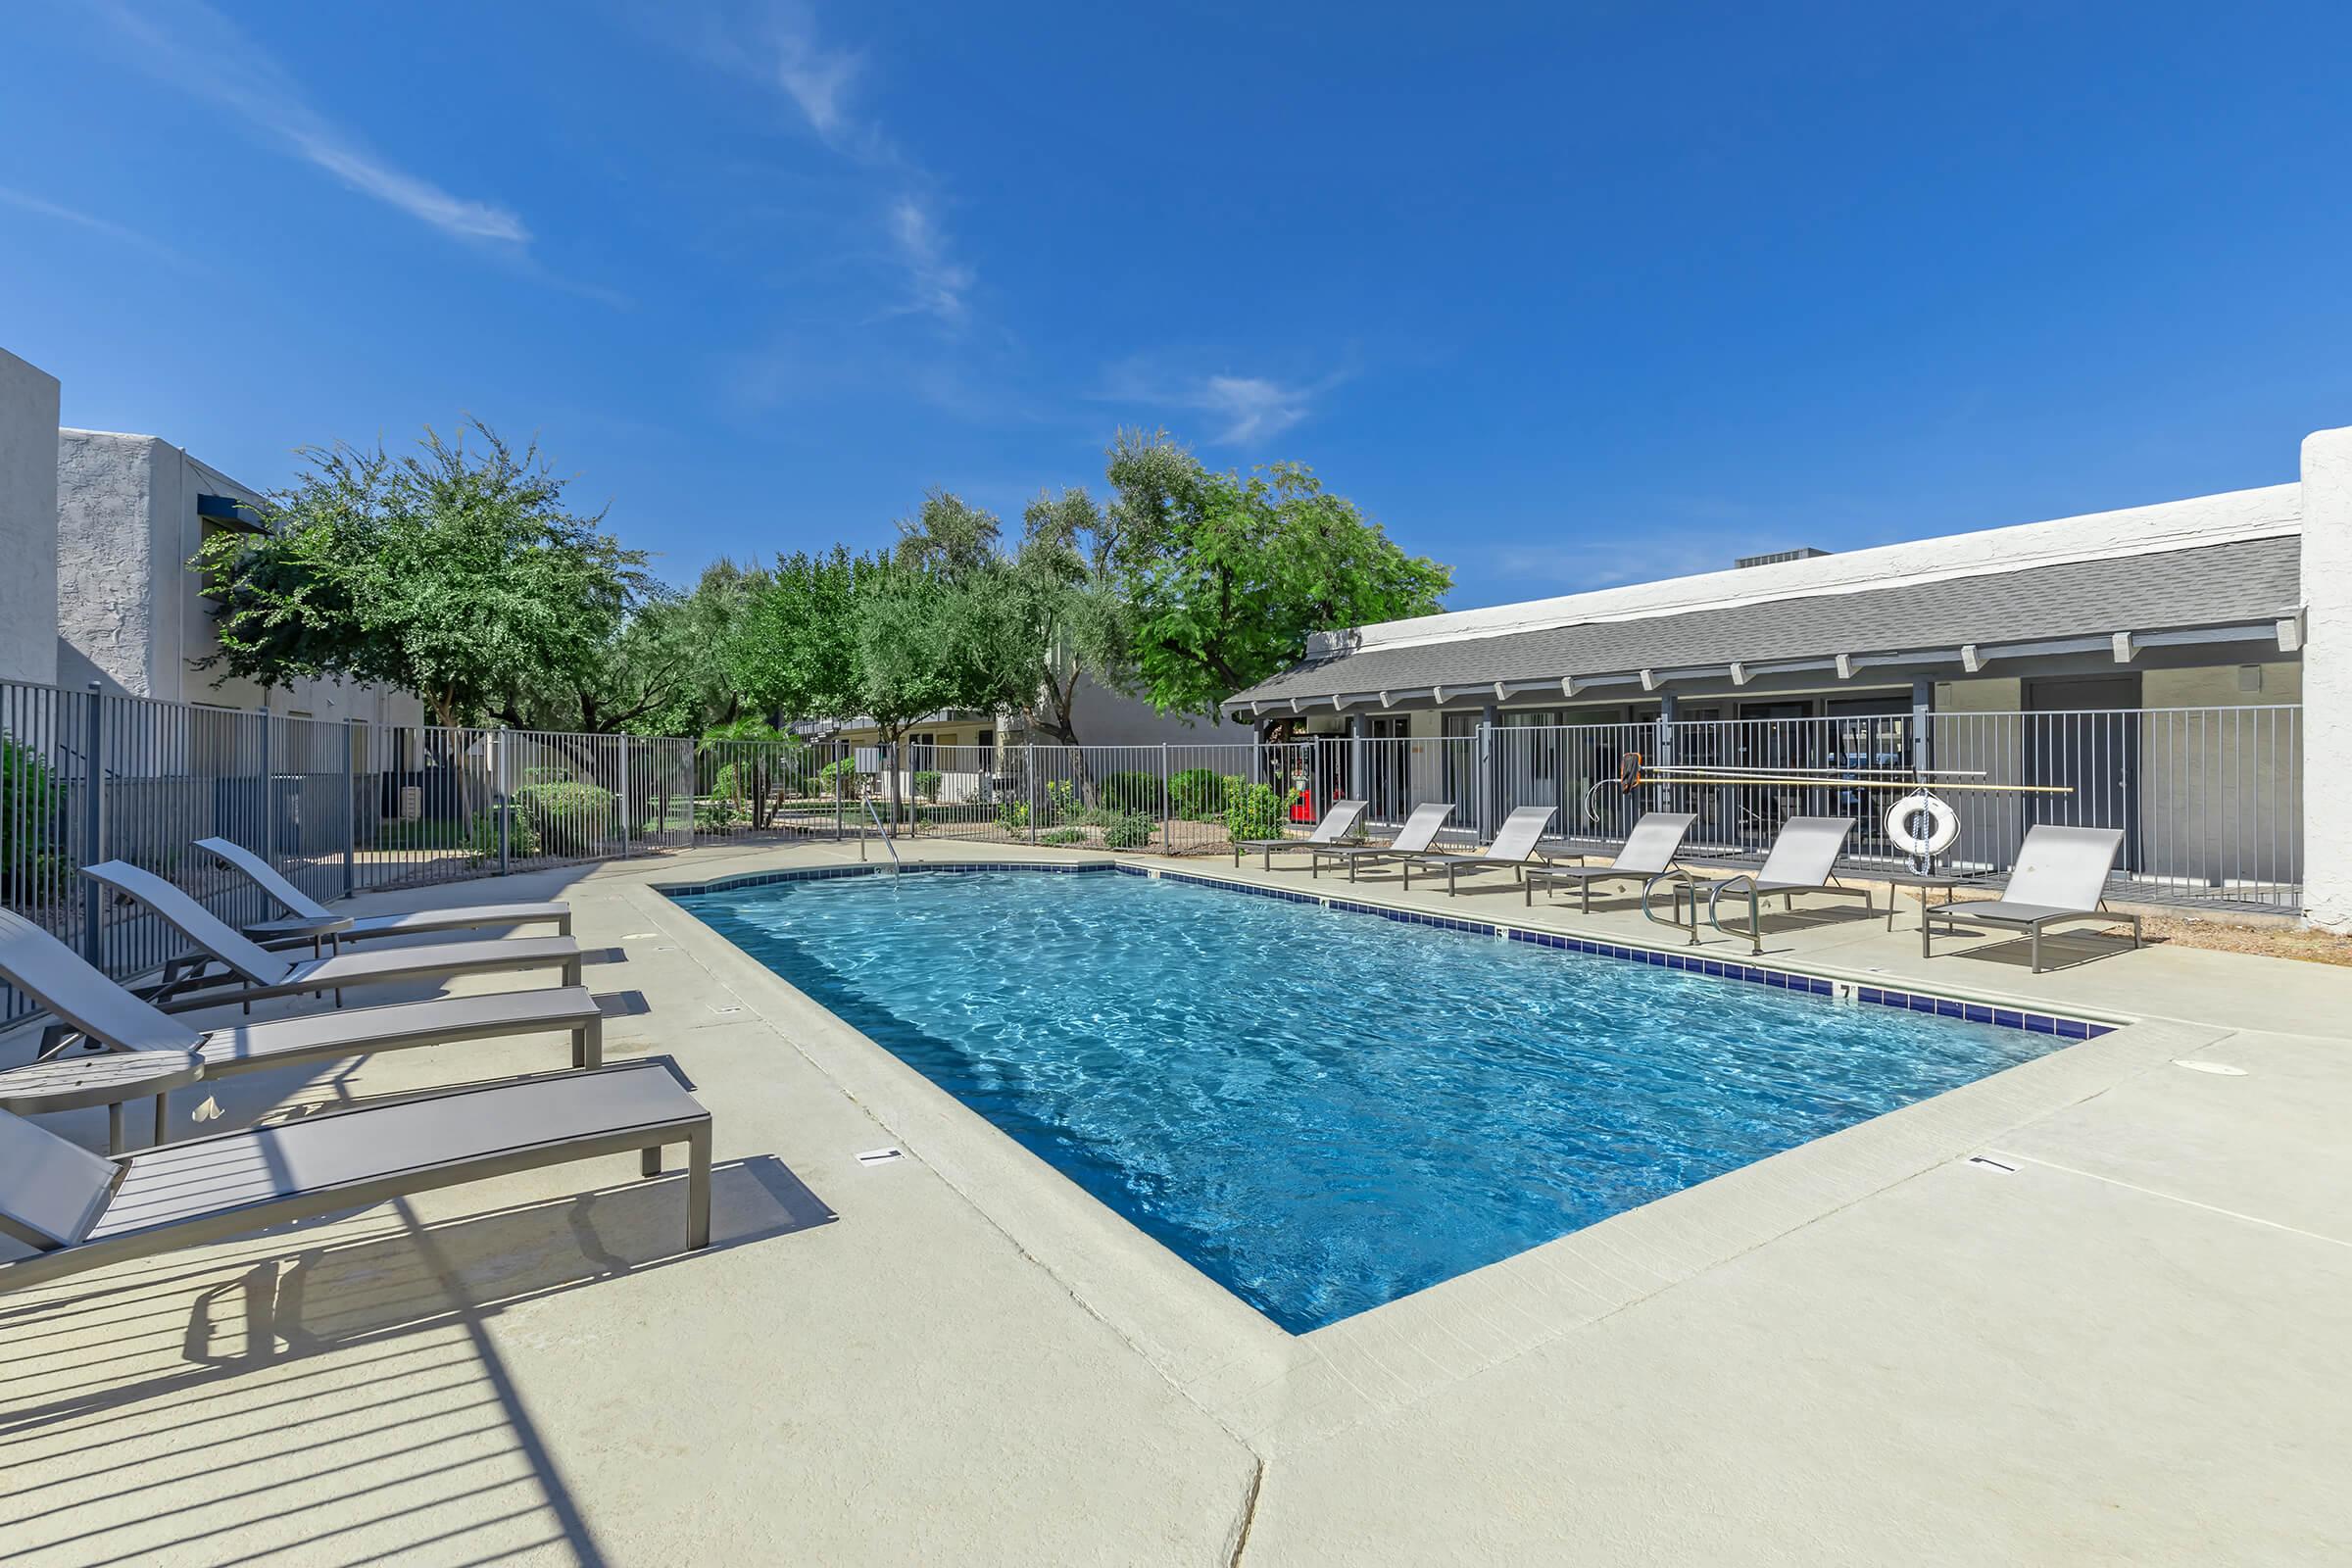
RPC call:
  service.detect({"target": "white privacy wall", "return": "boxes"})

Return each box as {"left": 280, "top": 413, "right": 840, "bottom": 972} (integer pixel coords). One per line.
{"left": 0, "top": 349, "right": 62, "bottom": 686}
{"left": 2302, "top": 425, "right": 2352, "bottom": 931}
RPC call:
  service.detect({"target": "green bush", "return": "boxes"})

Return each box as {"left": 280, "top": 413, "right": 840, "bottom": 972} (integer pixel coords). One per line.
{"left": 1101, "top": 811, "right": 1155, "bottom": 851}
{"left": 518, "top": 781, "right": 614, "bottom": 857}
{"left": 695, "top": 796, "right": 744, "bottom": 832}
{"left": 816, "top": 757, "right": 858, "bottom": 798}
{"left": 912, "top": 768, "right": 944, "bottom": 804}
{"left": 1040, "top": 826, "right": 1086, "bottom": 846}
{"left": 1166, "top": 767, "right": 1227, "bottom": 820}
{"left": 1045, "top": 778, "right": 1076, "bottom": 821}
{"left": 1, "top": 736, "right": 64, "bottom": 900}
{"left": 1223, "top": 782, "right": 1293, "bottom": 848}
{"left": 1099, "top": 770, "right": 1162, "bottom": 814}
{"left": 465, "top": 805, "right": 541, "bottom": 861}
{"left": 997, "top": 800, "right": 1030, "bottom": 832}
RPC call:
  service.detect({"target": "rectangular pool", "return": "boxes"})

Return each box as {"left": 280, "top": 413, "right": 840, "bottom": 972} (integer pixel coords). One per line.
{"left": 670, "top": 866, "right": 2076, "bottom": 1333}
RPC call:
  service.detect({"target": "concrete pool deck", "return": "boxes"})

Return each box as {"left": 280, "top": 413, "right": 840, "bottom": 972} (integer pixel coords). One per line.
{"left": 4, "top": 836, "right": 2349, "bottom": 1564}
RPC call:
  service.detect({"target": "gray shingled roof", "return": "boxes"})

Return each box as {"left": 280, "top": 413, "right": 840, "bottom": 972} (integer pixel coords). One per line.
{"left": 1230, "top": 537, "right": 2300, "bottom": 707}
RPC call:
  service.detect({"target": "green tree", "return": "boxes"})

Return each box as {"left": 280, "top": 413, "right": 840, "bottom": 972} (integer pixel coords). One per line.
{"left": 1013, "top": 486, "right": 1135, "bottom": 747}
{"left": 194, "top": 422, "right": 650, "bottom": 729}
{"left": 718, "top": 545, "right": 879, "bottom": 724}
{"left": 499, "top": 561, "right": 767, "bottom": 736}
{"left": 1102, "top": 429, "right": 1449, "bottom": 718}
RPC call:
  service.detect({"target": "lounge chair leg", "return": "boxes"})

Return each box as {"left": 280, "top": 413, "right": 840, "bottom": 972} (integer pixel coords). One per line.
{"left": 687, "top": 1124, "right": 713, "bottom": 1250}
{"left": 107, "top": 1102, "right": 125, "bottom": 1156}
{"left": 563, "top": 957, "right": 582, "bottom": 987}
{"left": 642, "top": 1146, "right": 662, "bottom": 1178}
{"left": 154, "top": 1090, "right": 169, "bottom": 1147}
{"left": 2031, "top": 927, "right": 2042, "bottom": 974}
{"left": 576, "top": 1016, "right": 604, "bottom": 1069}
{"left": 558, "top": 911, "right": 573, "bottom": 936}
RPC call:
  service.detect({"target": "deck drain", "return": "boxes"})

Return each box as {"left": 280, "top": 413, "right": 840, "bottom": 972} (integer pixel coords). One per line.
{"left": 2173, "top": 1059, "right": 2248, "bottom": 1076}
{"left": 856, "top": 1147, "right": 906, "bottom": 1165}
{"left": 1968, "top": 1155, "right": 2017, "bottom": 1173}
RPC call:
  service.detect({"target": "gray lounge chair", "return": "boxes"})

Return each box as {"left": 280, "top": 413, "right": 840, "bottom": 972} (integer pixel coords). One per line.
{"left": 1400, "top": 806, "right": 1558, "bottom": 895}
{"left": 0, "top": 908, "right": 604, "bottom": 1135}
{"left": 81, "top": 860, "right": 583, "bottom": 1011}
{"left": 1525, "top": 810, "right": 1700, "bottom": 911}
{"left": 1921, "top": 824, "right": 2140, "bottom": 973}
{"left": 1697, "top": 815, "right": 1869, "bottom": 954}
{"left": 1232, "top": 799, "right": 1368, "bottom": 870}
{"left": 1307, "top": 802, "right": 1457, "bottom": 881}
{"left": 194, "top": 836, "right": 569, "bottom": 951}
{"left": 0, "top": 1059, "right": 710, "bottom": 1291}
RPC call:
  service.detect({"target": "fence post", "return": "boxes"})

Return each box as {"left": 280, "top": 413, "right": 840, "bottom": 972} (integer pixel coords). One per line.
{"left": 833, "top": 741, "right": 845, "bottom": 841}
{"left": 79, "top": 683, "right": 104, "bottom": 968}
{"left": 1159, "top": 743, "right": 1171, "bottom": 854}
{"left": 258, "top": 701, "right": 273, "bottom": 867}
{"left": 1910, "top": 677, "right": 1934, "bottom": 777}
{"left": 1475, "top": 717, "right": 1495, "bottom": 843}
{"left": 496, "top": 729, "right": 511, "bottom": 875}
{"left": 1026, "top": 744, "right": 1038, "bottom": 843}
{"left": 342, "top": 718, "right": 357, "bottom": 899}
{"left": 618, "top": 739, "right": 634, "bottom": 859}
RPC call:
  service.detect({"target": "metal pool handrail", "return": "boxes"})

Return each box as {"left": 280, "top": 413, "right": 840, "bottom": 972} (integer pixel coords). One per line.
{"left": 862, "top": 799, "right": 902, "bottom": 875}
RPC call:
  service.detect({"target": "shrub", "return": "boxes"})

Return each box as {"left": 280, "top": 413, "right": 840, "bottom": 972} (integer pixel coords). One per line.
{"left": 1, "top": 736, "right": 65, "bottom": 900}
{"left": 695, "top": 796, "right": 744, "bottom": 832}
{"left": 912, "top": 768, "right": 944, "bottom": 804}
{"left": 1223, "top": 782, "right": 1293, "bottom": 848}
{"left": 996, "top": 800, "right": 1030, "bottom": 832}
{"left": 1101, "top": 811, "right": 1155, "bottom": 851}
{"left": 1167, "top": 767, "right": 1226, "bottom": 820}
{"left": 1040, "top": 827, "right": 1086, "bottom": 846}
{"left": 816, "top": 757, "right": 858, "bottom": 798}
{"left": 466, "top": 805, "right": 541, "bottom": 861}
{"left": 1099, "top": 770, "right": 1162, "bottom": 814}
{"left": 1045, "top": 778, "right": 1076, "bottom": 821}
{"left": 519, "top": 781, "right": 614, "bottom": 857}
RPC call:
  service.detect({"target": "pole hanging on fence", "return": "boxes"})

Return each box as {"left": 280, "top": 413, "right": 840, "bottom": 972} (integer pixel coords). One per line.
{"left": 343, "top": 718, "right": 358, "bottom": 899}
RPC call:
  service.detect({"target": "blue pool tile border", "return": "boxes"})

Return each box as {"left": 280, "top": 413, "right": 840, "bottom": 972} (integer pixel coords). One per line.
{"left": 657, "top": 859, "right": 2117, "bottom": 1042}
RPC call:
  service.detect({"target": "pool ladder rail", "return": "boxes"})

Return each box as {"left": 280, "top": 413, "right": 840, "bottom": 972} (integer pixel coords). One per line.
{"left": 862, "top": 798, "right": 903, "bottom": 876}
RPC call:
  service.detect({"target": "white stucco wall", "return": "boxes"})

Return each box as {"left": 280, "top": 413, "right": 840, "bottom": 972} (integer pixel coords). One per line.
{"left": 56, "top": 428, "right": 422, "bottom": 728}
{"left": 0, "top": 350, "right": 62, "bottom": 687}
{"left": 2300, "top": 425, "right": 2352, "bottom": 930}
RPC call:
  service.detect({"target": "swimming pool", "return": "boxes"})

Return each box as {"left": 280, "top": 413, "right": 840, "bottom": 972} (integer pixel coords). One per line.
{"left": 670, "top": 865, "right": 2075, "bottom": 1333}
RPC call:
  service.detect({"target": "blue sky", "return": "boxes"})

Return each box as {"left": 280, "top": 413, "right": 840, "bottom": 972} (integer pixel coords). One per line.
{"left": 5, "top": 2, "right": 2351, "bottom": 610}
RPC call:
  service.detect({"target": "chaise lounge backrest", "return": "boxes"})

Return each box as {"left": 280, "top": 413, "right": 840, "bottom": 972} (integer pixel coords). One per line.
{"left": 1610, "top": 811, "right": 1698, "bottom": 874}
{"left": 1754, "top": 816, "right": 1853, "bottom": 887}
{"left": 194, "top": 837, "right": 332, "bottom": 920}
{"left": 1388, "top": 803, "right": 1455, "bottom": 853}
{"left": 80, "top": 861, "right": 296, "bottom": 986}
{"left": 1486, "top": 806, "right": 1557, "bottom": 860}
{"left": 2000, "top": 825, "right": 2125, "bottom": 911}
{"left": 0, "top": 909, "right": 204, "bottom": 1055}
{"left": 1305, "top": 801, "right": 1369, "bottom": 844}
{"left": 0, "top": 1109, "right": 118, "bottom": 1250}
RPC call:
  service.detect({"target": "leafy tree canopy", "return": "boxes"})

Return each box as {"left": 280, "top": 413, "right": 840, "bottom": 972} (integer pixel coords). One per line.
{"left": 1102, "top": 429, "right": 1450, "bottom": 718}
{"left": 194, "top": 422, "right": 650, "bottom": 728}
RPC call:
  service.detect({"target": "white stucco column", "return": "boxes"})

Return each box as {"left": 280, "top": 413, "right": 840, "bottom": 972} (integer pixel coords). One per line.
{"left": 2300, "top": 425, "right": 2352, "bottom": 930}
{"left": 0, "top": 348, "right": 61, "bottom": 687}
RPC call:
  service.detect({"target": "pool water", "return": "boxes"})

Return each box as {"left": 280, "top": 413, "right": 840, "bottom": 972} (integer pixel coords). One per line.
{"left": 673, "top": 868, "right": 2064, "bottom": 1333}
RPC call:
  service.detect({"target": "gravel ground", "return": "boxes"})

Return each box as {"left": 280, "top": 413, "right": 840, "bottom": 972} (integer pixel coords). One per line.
{"left": 1888, "top": 885, "right": 2352, "bottom": 968}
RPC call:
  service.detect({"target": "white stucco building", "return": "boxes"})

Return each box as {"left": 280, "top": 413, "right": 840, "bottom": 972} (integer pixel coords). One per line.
{"left": 1229, "top": 424, "right": 2352, "bottom": 930}
{"left": 0, "top": 349, "right": 62, "bottom": 689}
{"left": 53, "top": 428, "right": 416, "bottom": 725}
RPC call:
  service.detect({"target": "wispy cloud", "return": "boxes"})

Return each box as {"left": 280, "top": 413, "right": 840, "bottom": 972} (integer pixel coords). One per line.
{"left": 772, "top": 21, "right": 863, "bottom": 145}
{"left": 1101, "top": 360, "right": 1349, "bottom": 447}
{"left": 93, "top": 0, "right": 529, "bottom": 247}
{"left": 699, "top": 4, "right": 973, "bottom": 326}
{"left": 0, "top": 185, "right": 189, "bottom": 265}
{"left": 884, "top": 197, "right": 973, "bottom": 324}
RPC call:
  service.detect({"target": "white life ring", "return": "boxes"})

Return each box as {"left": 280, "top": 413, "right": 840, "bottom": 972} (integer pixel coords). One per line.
{"left": 1885, "top": 792, "right": 1960, "bottom": 858}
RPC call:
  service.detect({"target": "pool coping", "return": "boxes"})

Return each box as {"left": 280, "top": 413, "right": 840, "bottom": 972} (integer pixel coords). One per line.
{"left": 654, "top": 858, "right": 2131, "bottom": 1041}
{"left": 636, "top": 848, "right": 2206, "bottom": 1453}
